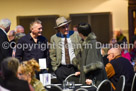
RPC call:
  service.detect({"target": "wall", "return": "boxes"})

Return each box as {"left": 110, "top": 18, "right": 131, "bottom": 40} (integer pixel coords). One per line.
{"left": 0, "top": 0, "right": 128, "bottom": 38}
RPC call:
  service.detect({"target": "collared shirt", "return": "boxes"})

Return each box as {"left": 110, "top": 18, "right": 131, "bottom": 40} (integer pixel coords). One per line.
{"left": 0, "top": 28, "right": 7, "bottom": 35}
{"left": 60, "top": 33, "right": 76, "bottom": 65}
{"left": 15, "top": 34, "right": 49, "bottom": 63}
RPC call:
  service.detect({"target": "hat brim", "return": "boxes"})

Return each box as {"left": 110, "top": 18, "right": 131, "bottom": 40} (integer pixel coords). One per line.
{"left": 54, "top": 20, "right": 71, "bottom": 29}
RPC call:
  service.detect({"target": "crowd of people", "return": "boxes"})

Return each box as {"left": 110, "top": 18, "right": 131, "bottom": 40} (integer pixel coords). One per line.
{"left": 0, "top": 17, "right": 135, "bottom": 91}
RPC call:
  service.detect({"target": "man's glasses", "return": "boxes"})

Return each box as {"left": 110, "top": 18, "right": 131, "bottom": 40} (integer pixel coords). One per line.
{"left": 61, "top": 24, "right": 69, "bottom": 29}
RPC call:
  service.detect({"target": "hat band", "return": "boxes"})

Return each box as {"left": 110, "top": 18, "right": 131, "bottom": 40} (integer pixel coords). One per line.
{"left": 57, "top": 21, "right": 68, "bottom": 27}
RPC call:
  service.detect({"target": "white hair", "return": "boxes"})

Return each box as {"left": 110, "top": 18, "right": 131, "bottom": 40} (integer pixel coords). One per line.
{"left": 15, "top": 25, "right": 24, "bottom": 32}
{"left": 0, "top": 19, "right": 11, "bottom": 29}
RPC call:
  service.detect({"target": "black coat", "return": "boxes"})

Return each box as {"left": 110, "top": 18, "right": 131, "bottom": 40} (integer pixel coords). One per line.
{"left": 0, "top": 29, "right": 12, "bottom": 68}
{"left": 1, "top": 76, "right": 30, "bottom": 91}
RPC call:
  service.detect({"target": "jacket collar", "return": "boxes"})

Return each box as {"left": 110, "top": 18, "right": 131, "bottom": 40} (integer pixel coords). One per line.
{"left": 85, "top": 32, "right": 96, "bottom": 41}
{"left": 28, "top": 33, "right": 41, "bottom": 41}
{"left": 82, "top": 32, "right": 96, "bottom": 45}
{"left": 114, "top": 55, "right": 121, "bottom": 59}
{"left": 56, "top": 30, "right": 74, "bottom": 38}
{"left": 0, "top": 28, "right": 7, "bottom": 35}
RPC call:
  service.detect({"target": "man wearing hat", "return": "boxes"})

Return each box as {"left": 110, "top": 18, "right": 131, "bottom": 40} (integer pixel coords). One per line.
{"left": 50, "top": 17, "right": 81, "bottom": 82}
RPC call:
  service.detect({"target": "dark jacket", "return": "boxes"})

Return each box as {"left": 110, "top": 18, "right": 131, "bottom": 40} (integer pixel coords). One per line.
{"left": 79, "top": 32, "right": 107, "bottom": 86}
{"left": 1, "top": 76, "right": 30, "bottom": 91}
{"left": 0, "top": 28, "right": 12, "bottom": 68}
{"left": 110, "top": 57, "right": 134, "bottom": 91}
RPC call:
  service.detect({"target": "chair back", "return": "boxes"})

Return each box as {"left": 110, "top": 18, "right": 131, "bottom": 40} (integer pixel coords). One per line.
{"left": 64, "top": 73, "right": 79, "bottom": 84}
{"left": 96, "top": 79, "right": 112, "bottom": 91}
{"left": 131, "top": 73, "right": 136, "bottom": 91}
{"left": 115, "top": 75, "right": 125, "bottom": 91}
{"left": 76, "top": 88, "right": 88, "bottom": 91}
{"left": 64, "top": 74, "right": 75, "bottom": 82}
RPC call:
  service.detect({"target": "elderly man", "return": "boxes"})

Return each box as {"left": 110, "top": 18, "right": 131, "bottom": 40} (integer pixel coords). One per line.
{"left": 105, "top": 48, "right": 134, "bottom": 91}
{"left": 50, "top": 17, "right": 81, "bottom": 83}
{"left": 0, "top": 19, "right": 12, "bottom": 68}
{"left": 15, "top": 25, "right": 24, "bottom": 33}
{"left": 8, "top": 30, "right": 16, "bottom": 42}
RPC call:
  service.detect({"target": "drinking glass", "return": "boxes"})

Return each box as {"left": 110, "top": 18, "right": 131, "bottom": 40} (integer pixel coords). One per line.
{"left": 63, "top": 80, "right": 68, "bottom": 89}
{"left": 68, "top": 81, "right": 75, "bottom": 89}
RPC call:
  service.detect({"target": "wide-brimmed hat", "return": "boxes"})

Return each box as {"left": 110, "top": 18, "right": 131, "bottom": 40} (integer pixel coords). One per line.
{"left": 54, "top": 17, "right": 71, "bottom": 29}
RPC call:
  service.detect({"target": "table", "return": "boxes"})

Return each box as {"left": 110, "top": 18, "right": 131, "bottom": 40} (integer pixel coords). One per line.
{"left": 45, "top": 84, "right": 96, "bottom": 91}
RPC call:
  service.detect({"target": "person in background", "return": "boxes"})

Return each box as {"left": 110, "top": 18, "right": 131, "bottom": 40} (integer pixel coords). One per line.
{"left": 15, "top": 25, "right": 24, "bottom": 34}
{"left": 15, "top": 20, "right": 51, "bottom": 79}
{"left": 12, "top": 25, "right": 26, "bottom": 57}
{"left": 130, "top": 28, "right": 136, "bottom": 61}
{"left": 14, "top": 25, "right": 26, "bottom": 43}
{"left": 120, "top": 45, "right": 131, "bottom": 62}
{"left": 75, "top": 23, "right": 107, "bottom": 86}
{"left": 0, "top": 19, "right": 12, "bottom": 69}
{"left": 115, "top": 29, "right": 127, "bottom": 44}
{"left": 0, "top": 57, "right": 32, "bottom": 91}
{"left": 14, "top": 25, "right": 25, "bottom": 43}
{"left": 17, "top": 59, "right": 46, "bottom": 91}
{"left": 7, "top": 30, "right": 16, "bottom": 51}
{"left": 50, "top": 17, "right": 81, "bottom": 83}
{"left": 73, "top": 25, "right": 78, "bottom": 32}
{"left": 7, "top": 30, "right": 16, "bottom": 42}
{"left": 12, "top": 32, "right": 26, "bottom": 57}
{"left": 105, "top": 48, "right": 134, "bottom": 91}
{"left": 114, "top": 29, "right": 131, "bottom": 62}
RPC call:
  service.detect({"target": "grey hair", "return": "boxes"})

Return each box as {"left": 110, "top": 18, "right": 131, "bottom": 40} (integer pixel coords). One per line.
{"left": 15, "top": 25, "right": 24, "bottom": 32}
{"left": 0, "top": 19, "right": 11, "bottom": 29}
{"left": 30, "top": 20, "right": 42, "bottom": 30}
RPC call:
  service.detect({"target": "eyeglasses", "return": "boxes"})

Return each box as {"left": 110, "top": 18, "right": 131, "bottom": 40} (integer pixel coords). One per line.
{"left": 61, "top": 24, "right": 69, "bottom": 29}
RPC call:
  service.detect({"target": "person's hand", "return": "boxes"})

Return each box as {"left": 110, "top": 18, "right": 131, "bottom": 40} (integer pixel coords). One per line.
{"left": 86, "top": 79, "right": 92, "bottom": 85}
{"left": 75, "top": 72, "right": 80, "bottom": 76}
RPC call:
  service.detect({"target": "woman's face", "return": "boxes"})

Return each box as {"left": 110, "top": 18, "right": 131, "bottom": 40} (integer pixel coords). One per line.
{"left": 17, "top": 66, "right": 30, "bottom": 81}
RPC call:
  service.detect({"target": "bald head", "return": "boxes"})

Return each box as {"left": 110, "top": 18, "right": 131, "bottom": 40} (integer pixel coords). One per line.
{"left": 107, "top": 48, "right": 121, "bottom": 61}
{"left": 108, "top": 48, "right": 121, "bottom": 56}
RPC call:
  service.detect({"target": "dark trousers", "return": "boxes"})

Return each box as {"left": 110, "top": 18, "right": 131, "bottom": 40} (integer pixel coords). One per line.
{"left": 55, "top": 65, "right": 77, "bottom": 83}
